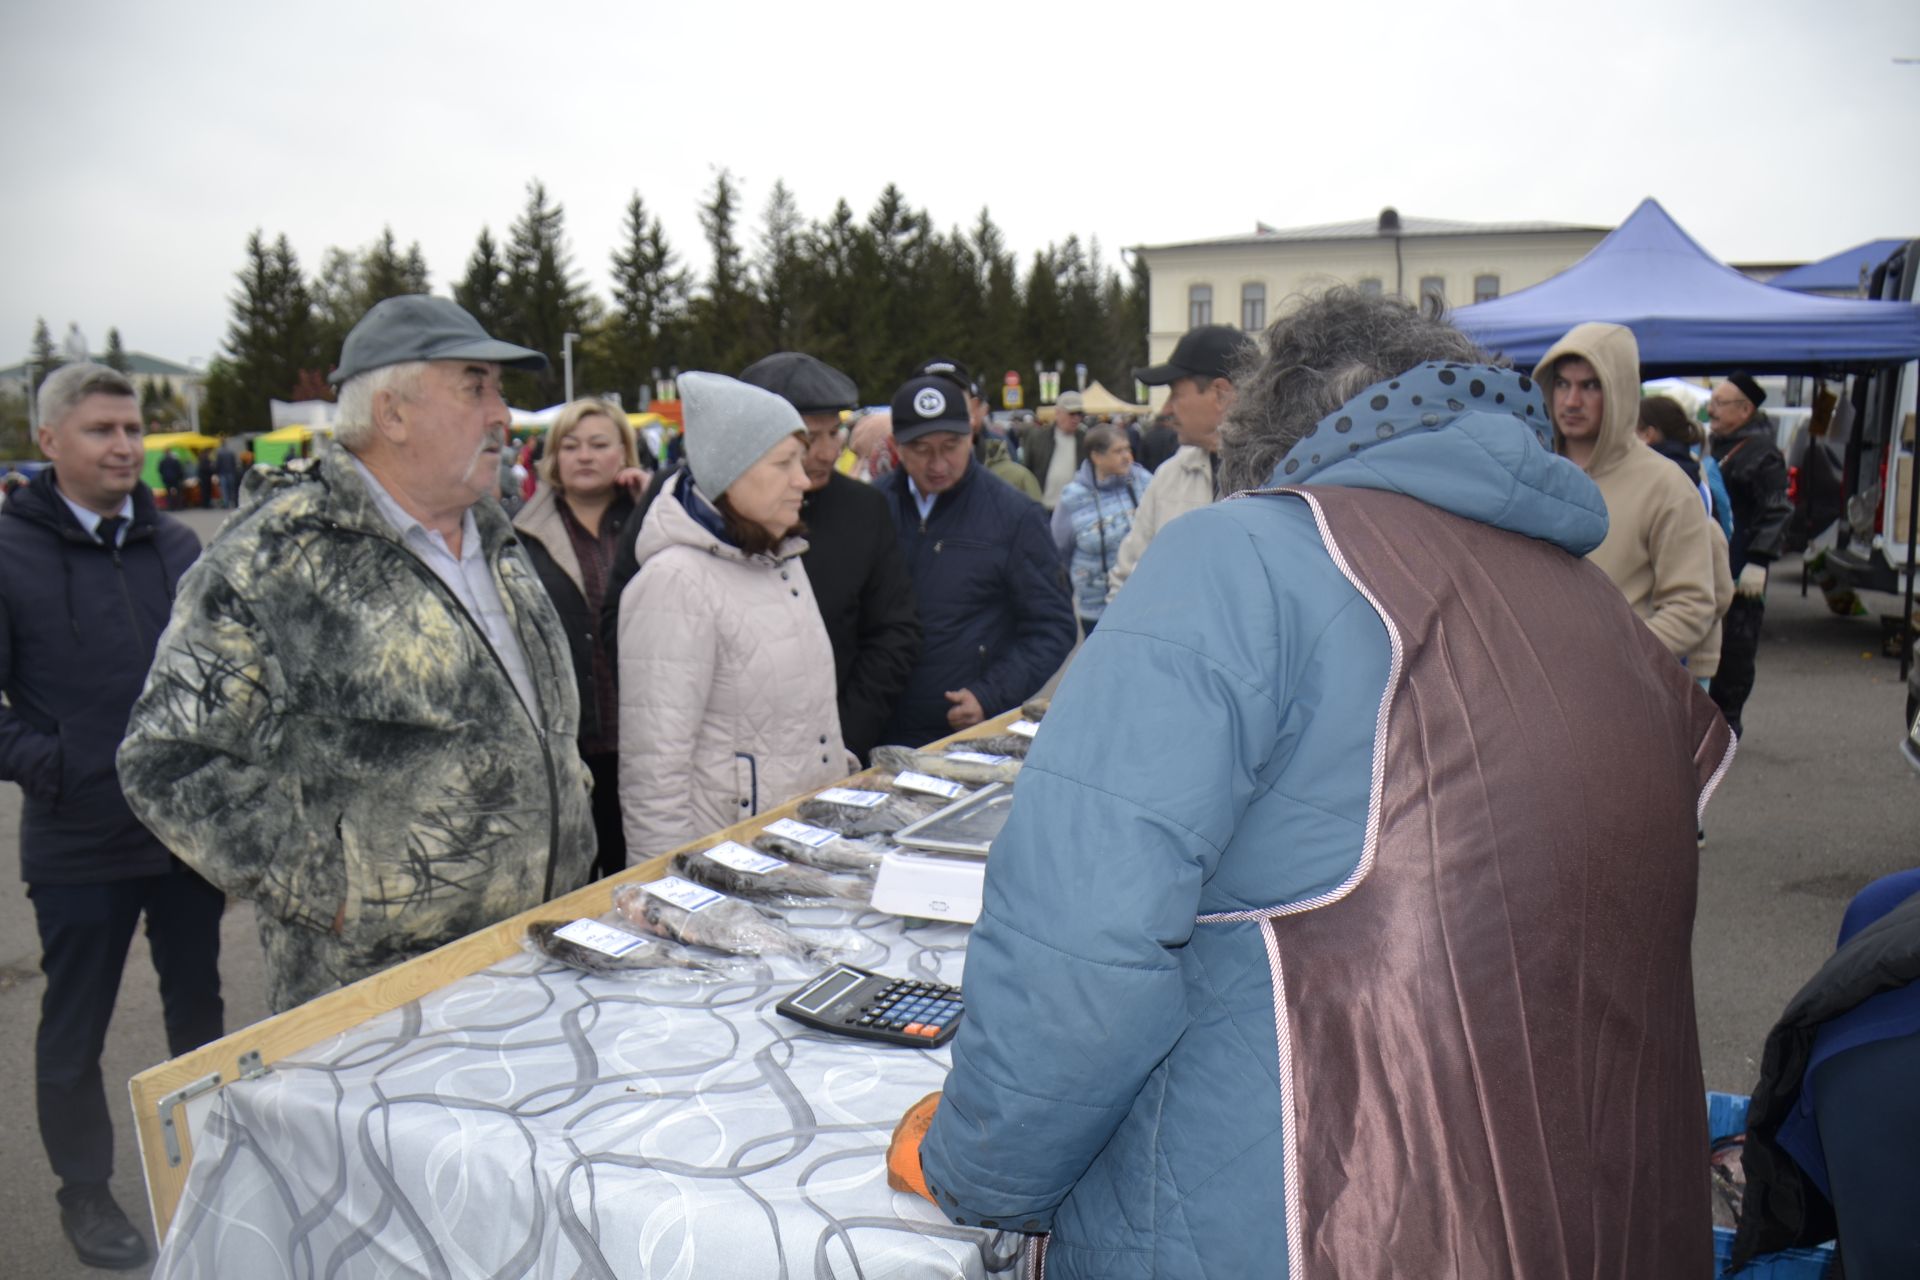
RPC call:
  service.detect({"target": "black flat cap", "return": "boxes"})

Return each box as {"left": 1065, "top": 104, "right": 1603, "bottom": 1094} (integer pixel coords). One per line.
{"left": 1724, "top": 371, "right": 1767, "bottom": 408}
{"left": 738, "top": 352, "right": 860, "bottom": 413}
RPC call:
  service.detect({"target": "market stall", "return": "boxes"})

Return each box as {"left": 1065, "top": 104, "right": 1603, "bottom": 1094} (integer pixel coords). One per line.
{"left": 131, "top": 715, "right": 1042, "bottom": 1277}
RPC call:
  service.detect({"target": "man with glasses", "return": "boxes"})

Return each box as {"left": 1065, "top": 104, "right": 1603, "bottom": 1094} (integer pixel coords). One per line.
{"left": 912, "top": 356, "right": 1042, "bottom": 503}
{"left": 607, "top": 353, "right": 921, "bottom": 761}
{"left": 1705, "top": 371, "right": 1791, "bottom": 736}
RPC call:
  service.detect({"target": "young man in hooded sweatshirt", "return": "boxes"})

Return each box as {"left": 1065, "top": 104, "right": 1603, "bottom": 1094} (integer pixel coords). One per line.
{"left": 1536, "top": 323, "right": 1720, "bottom": 663}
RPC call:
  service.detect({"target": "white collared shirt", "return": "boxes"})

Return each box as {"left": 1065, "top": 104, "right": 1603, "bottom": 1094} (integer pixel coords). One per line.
{"left": 58, "top": 488, "right": 133, "bottom": 546}
{"left": 348, "top": 455, "right": 539, "bottom": 716}
{"left": 907, "top": 475, "right": 938, "bottom": 522}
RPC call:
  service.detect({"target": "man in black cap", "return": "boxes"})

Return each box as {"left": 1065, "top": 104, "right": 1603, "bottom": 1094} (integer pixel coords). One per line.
{"left": 879, "top": 375, "right": 1075, "bottom": 746}
{"left": 1705, "top": 371, "right": 1792, "bottom": 735}
{"left": 1106, "top": 323, "right": 1259, "bottom": 601}
{"left": 911, "top": 356, "right": 1042, "bottom": 502}
{"left": 121, "top": 295, "right": 598, "bottom": 1011}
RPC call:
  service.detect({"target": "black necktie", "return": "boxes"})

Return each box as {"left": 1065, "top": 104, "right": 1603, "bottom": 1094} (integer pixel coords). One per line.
{"left": 96, "top": 515, "right": 125, "bottom": 548}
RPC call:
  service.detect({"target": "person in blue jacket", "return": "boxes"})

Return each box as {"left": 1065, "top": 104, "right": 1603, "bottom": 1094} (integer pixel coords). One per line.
{"left": 888, "top": 290, "right": 1731, "bottom": 1278}
{"left": 877, "top": 374, "right": 1075, "bottom": 747}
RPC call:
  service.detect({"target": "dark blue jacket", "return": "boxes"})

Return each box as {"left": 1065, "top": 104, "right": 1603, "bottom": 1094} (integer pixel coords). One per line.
{"left": 879, "top": 460, "right": 1074, "bottom": 747}
{"left": 0, "top": 470, "right": 200, "bottom": 882}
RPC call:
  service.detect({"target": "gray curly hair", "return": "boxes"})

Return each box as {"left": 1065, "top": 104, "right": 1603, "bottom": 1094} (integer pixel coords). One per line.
{"left": 1218, "top": 288, "right": 1487, "bottom": 495}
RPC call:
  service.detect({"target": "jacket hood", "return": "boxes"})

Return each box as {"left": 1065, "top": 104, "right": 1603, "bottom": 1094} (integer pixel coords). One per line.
{"left": 227, "top": 438, "right": 519, "bottom": 560}
{"left": 1068, "top": 458, "right": 1148, "bottom": 494}
{"left": 1534, "top": 322, "right": 1642, "bottom": 478}
{"left": 1264, "top": 362, "right": 1608, "bottom": 557}
{"left": 632, "top": 468, "right": 806, "bottom": 573}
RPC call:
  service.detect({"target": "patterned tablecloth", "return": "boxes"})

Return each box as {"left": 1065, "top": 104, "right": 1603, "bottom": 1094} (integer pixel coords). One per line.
{"left": 152, "top": 905, "right": 1025, "bottom": 1279}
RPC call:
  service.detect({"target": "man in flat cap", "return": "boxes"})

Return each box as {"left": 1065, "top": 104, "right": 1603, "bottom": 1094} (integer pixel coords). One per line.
{"left": 120, "top": 295, "right": 597, "bottom": 1011}
{"left": 1106, "top": 323, "right": 1258, "bottom": 601}
{"left": 1021, "top": 389, "right": 1090, "bottom": 510}
{"left": 738, "top": 352, "right": 920, "bottom": 761}
{"left": 1705, "top": 371, "right": 1791, "bottom": 735}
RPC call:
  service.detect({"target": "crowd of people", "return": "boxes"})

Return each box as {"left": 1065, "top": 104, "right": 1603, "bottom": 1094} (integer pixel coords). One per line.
{"left": 3, "top": 285, "right": 1909, "bottom": 1274}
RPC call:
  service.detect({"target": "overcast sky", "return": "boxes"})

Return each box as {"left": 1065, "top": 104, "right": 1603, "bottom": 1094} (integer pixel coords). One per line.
{"left": 6, "top": 0, "right": 1918, "bottom": 367}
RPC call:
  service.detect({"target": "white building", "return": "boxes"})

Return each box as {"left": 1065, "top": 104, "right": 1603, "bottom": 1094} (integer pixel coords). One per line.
{"left": 1136, "top": 208, "right": 1610, "bottom": 384}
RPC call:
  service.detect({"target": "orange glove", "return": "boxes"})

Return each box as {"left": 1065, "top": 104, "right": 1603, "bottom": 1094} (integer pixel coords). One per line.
{"left": 886, "top": 1091, "right": 943, "bottom": 1202}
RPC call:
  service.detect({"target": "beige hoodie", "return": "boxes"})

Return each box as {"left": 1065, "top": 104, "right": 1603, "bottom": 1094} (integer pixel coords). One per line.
{"left": 1536, "top": 323, "right": 1718, "bottom": 659}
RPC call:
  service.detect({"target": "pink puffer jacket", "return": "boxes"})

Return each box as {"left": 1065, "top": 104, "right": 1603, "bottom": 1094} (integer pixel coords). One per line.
{"left": 617, "top": 472, "right": 852, "bottom": 862}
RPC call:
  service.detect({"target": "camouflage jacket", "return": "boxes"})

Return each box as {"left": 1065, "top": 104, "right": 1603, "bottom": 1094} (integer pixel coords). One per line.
{"left": 119, "top": 441, "right": 596, "bottom": 1011}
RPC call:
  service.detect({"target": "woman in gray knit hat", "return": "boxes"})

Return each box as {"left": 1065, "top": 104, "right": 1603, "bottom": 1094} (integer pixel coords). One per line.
{"left": 615, "top": 372, "right": 856, "bottom": 861}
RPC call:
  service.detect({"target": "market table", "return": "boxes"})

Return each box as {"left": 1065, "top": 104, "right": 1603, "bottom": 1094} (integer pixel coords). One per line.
{"left": 131, "top": 714, "right": 1034, "bottom": 1278}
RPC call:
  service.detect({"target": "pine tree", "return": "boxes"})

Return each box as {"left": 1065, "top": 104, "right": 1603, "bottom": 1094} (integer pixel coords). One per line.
{"left": 29, "top": 318, "right": 62, "bottom": 394}
{"left": 202, "top": 231, "right": 322, "bottom": 435}
{"left": 103, "top": 327, "right": 132, "bottom": 375}
{"left": 751, "top": 180, "right": 812, "bottom": 357}
{"left": 361, "top": 226, "right": 429, "bottom": 304}
{"left": 453, "top": 227, "right": 510, "bottom": 335}
{"left": 688, "top": 169, "right": 754, "bottom": 373}
{"left": 595, "top": 193, "right": 688, "bottom": 406}
{"left": 973, "top": 209, "right": 1025, "bottom": 407}
{"left": 501, "top": 180, "right": 591, "bottom": 406}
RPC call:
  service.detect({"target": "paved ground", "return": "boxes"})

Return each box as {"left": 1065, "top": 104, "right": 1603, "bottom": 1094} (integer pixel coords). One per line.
{"left": 0, "top": 522, "right": 1911, "bottom": 1274}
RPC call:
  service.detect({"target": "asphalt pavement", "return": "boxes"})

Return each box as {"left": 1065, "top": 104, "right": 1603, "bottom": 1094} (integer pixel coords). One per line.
{"left": 0, "top": 522, "right": 1912, "bottom": 1276}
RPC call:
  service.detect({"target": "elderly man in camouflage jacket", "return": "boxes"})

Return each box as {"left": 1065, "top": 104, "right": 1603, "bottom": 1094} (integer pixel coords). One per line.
{"left": 120, "top": 297, "right": 596, "bottom": 1011}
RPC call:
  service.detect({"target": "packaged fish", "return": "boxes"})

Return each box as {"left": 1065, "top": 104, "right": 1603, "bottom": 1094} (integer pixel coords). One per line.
{"left": 1020, "top": 695, "right": 1050, "bottom": 722}
{"left": 611, "top": 877, "right": 825, "bottom": 960}
{"left": 873, "top": 744, "right": 1021, "bottom": 786}
{"left": 753, "top": 818, "right": 891, "bottom": 873}
{"left": 672, "top": 840, "right": 871, "bottom": 905}
{"left": 524, "top": 917, "right": 724, "bottom": 977}
{"left": 796, "top": 785, "right": 944, "bottom": 839}
{"left": 959, "top": 732, "right": 1033, "bottom": 759}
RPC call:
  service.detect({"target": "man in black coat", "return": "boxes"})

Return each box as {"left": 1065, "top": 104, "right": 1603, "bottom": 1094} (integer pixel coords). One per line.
{"left": 880, "top": 375, "right": 1076, "bottom": 746}
{"left": 1706, "top": 372, "right": 1792, "bottom": 736}
{"left": 606, "top": 353, "right": 920, "bottom": 761}
{"left": 156, "top": 447, "right": 185, "bottom": 510}
{"left": 0, "top": 365, "right": 221, "bottom": 1270}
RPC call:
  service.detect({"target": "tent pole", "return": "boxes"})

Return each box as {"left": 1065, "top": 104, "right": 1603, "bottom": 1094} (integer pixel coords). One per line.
{"left": 1901, "top": 366, "right": 1919, "bottom": 681}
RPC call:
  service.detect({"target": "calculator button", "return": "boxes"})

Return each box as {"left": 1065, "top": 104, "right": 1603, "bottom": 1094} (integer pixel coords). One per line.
{"left": 917, "top": 1027, "right": 940, "bottom": 1038}
{"left": 903, "top": 1023, "right": 925, "bottom": 1035}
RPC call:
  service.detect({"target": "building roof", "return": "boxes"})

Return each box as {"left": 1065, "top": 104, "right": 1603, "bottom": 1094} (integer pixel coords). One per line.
{"left": 0, "top": 350, "right": 198, "bottom": 380}
{"left": 1139, "top": 210, "right": 1611, "bottom": 253}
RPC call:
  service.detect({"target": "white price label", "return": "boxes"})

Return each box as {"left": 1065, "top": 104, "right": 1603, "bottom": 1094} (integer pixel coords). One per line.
{"left": 641, "top": 875, "right": 725, "bottom": 913}
{"left": 816, "top": 787, "right": 888, "bottom": 808}
{"left": 704, "top": 841, "right": 786, "bottom": 875}
{"left": 895, "top": 771, "right": 966, "bottom": 799}
{"left": 1007, "top": 720, "right": 1040, "bottom": 738}
{"left": 946, "top": 750, "right": 1011, "bottom": 765}
{"left": 552, "top": 918, "right": 645, "bottom": 957}
{"left": 764, "top": 818, "right": 837, "bottom": 847}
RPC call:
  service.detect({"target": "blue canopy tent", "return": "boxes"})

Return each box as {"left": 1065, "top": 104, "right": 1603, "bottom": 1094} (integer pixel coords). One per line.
{"left": 1769, "top": 239, "right": 1912, "bottom": 295}
{"left": 1450, "top": 199, "right": 1920, "bottom": 376}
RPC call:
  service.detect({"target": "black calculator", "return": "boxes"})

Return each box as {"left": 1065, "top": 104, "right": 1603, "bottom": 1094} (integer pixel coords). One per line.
{"left": 776, "top": 964, "right": 964, "bottom": 1048}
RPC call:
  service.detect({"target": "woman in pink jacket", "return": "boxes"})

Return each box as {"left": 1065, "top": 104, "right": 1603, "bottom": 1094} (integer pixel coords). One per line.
{"left": 616, "top": 373, "right": 853, "bottom": 862}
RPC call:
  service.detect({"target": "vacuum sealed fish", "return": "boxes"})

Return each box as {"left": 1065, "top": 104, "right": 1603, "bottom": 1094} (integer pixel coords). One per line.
{"left": 873, "top": 744, "right": 1022, "bottom": 786}
{"left": 672, "top": 840, "right": 871, "bottom": 905}
{"left": 796, "top": 785, "right": 945, "bottom": 839}
{"left": 753, "top": 817, "right": 891, "bottom": 873}
{"left": 1020, "top": 695, "right": 1050, "bottom": 722}
{"left": 612, "top": 877, "right": 825, "bottom": 960}
{"left": 525, "top": 917, "right": 723, "bottom": 977}
{"left": 958, "top": 732, "right": 1032, "bottom": 760}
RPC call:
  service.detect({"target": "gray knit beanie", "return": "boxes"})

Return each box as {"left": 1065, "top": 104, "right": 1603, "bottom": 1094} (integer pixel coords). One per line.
{"left": 680, "top": 371, "right": 804, "bottom": 498}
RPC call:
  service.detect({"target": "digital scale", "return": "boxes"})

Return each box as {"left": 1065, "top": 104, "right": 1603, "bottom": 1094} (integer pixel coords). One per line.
{"left": 868, "top": 783, "right": 1013, "bottom": 924}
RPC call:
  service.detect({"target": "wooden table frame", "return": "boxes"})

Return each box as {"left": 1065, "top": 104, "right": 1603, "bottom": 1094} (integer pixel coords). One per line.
{"left": 129, "top": 716, "right": 1017, "bottom": 1241}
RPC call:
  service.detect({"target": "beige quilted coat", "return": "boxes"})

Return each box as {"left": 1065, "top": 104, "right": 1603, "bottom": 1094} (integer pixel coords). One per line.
{"left": 617, "top": 473, "right": 852, "bottom": 861}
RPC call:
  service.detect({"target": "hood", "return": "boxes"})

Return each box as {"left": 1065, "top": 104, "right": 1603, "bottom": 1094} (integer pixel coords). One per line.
{"left": 976, "top": 434, "right": 1015, "bottom": 468}
{"left": 1070, "top": 459, "right": 1148, "bottom": 494}
{"left": 1534, "top": 322, "right": 1642, "bottom": 478}
{"left": 222, "top": 438, "right": 518, "bottom": 559}
{"left": 1263, "top": 362, "right": 1608, "bottom": 557}
{"left": 632, "top": 468, "right": 806, "bottom": 573}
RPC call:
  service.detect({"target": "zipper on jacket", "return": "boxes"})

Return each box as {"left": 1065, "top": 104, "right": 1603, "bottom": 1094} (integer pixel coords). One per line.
{"left": 331, "top": 524, "right": 566, "bottom": 900}
{"left": 1026, "top": 1236, "right": 1048, "bottom": 1279}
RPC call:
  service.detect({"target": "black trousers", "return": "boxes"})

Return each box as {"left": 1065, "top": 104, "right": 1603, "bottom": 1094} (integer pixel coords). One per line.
{"left": 1814, "top": 1030, "right": 1920, "bottom": 1275}
{"left": 1710, "top": 595, "right": 1765, "bottom": 736}
{"left": 584, "top": 751, "right": 627, "bottom": 881}
{"left": 30, "top": 861, "right": 225, "bottom": 1188}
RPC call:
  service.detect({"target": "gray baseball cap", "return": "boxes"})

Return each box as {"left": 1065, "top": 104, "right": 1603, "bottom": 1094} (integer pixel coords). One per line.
{"left": 329, "top": 294, "right": 548, "bottom": 385}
